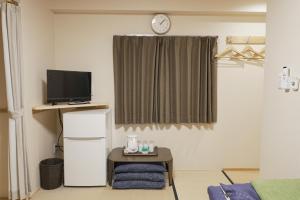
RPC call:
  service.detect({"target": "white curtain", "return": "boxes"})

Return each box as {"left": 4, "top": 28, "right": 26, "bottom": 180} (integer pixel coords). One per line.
{"left": 1, "top": 2, "right": 31, "bottom": 200}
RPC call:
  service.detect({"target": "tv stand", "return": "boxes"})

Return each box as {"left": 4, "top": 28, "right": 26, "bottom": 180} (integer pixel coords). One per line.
{"left": 32, "top": 103, "right": 109, "bottom": 113}
{"left": 68, "top": 101, "right": 90, "bottom": 105}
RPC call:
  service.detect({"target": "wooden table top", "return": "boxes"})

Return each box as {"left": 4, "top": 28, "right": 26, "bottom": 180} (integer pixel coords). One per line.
{"left": 108, "top": 147, "right": 173, "bottom": 162}
{"left": 32, "top": 103, "right": 109, "bottom": 113}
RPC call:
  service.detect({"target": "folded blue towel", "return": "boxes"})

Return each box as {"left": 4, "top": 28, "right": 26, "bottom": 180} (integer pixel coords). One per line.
{"left": 220, "top": 183, "right": 260, "bottom": 200}
{"left": 114, "top": 172, "right": 165, "bottom": 182}
{"left": 208, "top": 186, "right": 227, "bottom": 200}
{"left": 113, "top": 180, "right": 165, "bottom": 189}
{"left": 208, "top": 183, "right": 260, "bottom": 200}
{"left": 114, "top": 163, "right": 166, "bottom": 173}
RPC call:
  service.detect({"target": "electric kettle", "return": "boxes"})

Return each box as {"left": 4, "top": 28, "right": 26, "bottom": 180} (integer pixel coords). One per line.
{"left": 127, "top": 135, "right": 138, "bottom": 153}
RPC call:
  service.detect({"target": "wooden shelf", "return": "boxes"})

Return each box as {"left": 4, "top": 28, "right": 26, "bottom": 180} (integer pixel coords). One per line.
{"left": 32, "top": 103, "right": 109, "bottom": 113}
{"left": 226, "top": 36, "right": 266, "bottom": 45}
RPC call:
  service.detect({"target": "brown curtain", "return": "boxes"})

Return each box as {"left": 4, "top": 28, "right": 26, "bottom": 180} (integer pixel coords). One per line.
{"left": 113, "top": 35, "right": 218, "bottom": 124}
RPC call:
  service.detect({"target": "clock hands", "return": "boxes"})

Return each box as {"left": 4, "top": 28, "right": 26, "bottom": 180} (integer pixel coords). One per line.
{"left": 152, "top": 14, "right": 170, "bottom": 34}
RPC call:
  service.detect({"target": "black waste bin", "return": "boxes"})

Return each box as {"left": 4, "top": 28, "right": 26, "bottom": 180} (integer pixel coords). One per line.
{"left": 40, "top": 158, "right": 63, "bottom": 190}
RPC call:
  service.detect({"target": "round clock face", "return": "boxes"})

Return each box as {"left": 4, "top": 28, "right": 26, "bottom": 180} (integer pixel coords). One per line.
{"left": 151, "top": 14, "right": 171, "bottom": 35}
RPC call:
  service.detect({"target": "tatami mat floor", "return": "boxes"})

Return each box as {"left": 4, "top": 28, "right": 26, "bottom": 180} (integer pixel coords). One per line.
{"left": 175, "top": 171, "right": 230, "bottom": 200}
{"left": 32, "top": 171, "right": 230, "bottom": 200}
{"left": 0, "top": 170, "right": 259, "bottom": 200}
{"left": 223, "top": 169, "right": 260, "bottom": 183}
{"left": 33, "top": 186, "right": 174, "bottom": 200}
{"left": 0, "top": 170, "right": 258, "bottom": 200}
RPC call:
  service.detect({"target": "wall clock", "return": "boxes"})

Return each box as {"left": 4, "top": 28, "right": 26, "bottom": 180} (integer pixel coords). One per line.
{"left": 151, "top": 14, "right": 171, "bottom": 35}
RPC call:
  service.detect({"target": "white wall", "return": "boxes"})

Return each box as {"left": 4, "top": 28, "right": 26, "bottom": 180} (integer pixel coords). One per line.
{"left": 54, "top": 13, "right": 265, "bottom": 170}
{"left": 21, "top": 0, "right": 57, "bottom": 194}
{"left": 50, "top": 0, "right": 266, "bottom": 13}
{"left": 260, "top": 0, "right": 300, "bottom": 179}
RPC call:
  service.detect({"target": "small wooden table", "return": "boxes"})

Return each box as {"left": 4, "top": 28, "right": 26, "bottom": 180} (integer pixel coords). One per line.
{"left": 107, "top": 147, "right": 173, "bottom": 186}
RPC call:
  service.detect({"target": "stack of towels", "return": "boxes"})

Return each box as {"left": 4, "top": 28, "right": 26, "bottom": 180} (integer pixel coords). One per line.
{"left": 112, "top": 163, "right": 166, "bottom": 189}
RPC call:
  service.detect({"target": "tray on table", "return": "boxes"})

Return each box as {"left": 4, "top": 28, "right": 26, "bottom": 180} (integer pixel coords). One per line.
{"left": 123, "top": 146, "right": 158, "bottom": 156}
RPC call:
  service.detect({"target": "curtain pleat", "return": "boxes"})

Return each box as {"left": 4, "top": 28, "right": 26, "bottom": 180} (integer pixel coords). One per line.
{"left": 113, "top": 36, "right": 158, "bottom": 124}
{"left": 113, "top": 35, "right": 218, "bottom": 124}
{"left": 1, "top": 2, "right": 31, "bottom": 200}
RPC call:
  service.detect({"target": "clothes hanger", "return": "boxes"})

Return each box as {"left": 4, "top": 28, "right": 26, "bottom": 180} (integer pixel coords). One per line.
{"left": 215, "top": 46, "right": 247, "bottom": 60}
{"left": 241, "top": 45, "right": 265, "bottom": 60}
{"left": 259, "top": 47, "right": 265, "bottom": 55}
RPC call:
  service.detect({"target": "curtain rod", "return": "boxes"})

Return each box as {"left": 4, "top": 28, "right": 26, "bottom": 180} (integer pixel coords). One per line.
{"left": 119, "top": 34, "right": 219, "bottom": 37}
{"left": 0, "top": 107, "right": 8, "bottom": 113}
{"left": 6, "top": 0, "right": 19, "bottom": 6}
{"left": 122, "top": 34, "right": 156, "bottom": 36}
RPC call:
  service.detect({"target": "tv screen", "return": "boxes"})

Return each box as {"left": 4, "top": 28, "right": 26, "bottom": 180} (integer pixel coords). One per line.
{"left": 47, "top": 70, "right": 91, "bottom": 104}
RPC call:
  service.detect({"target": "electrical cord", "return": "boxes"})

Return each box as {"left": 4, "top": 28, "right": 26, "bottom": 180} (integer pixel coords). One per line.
{"left": 56, "top": 109, "right": 64, "bottom": 152}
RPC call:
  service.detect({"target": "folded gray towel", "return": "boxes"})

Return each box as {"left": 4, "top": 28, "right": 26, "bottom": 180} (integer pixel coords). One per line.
{"left": 114, "top": 172, "right": 165, "bottom": 182}
{"left": 113, "top": 180, "right": 165, "bottom": 189}
{"left": 114, "top": 163, "right": 166, "bottom": 173}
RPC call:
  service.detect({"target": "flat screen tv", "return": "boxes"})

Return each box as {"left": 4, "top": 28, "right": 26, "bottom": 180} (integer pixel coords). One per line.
{"left": 47, "top": 70, "right": 91, "bottom": 104}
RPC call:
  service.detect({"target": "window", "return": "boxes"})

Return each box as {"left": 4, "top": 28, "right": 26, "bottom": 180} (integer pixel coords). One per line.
{"left": 113, "top": 36, "right": 218, "bottom": 124}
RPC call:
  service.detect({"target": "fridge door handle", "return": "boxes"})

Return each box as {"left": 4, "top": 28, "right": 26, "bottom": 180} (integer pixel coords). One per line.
{"left": 64, "top": 137, "right": 105, "bottom": 140}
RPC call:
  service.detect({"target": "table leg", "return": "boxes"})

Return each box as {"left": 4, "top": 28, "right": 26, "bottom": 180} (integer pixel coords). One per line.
{"left": 107, "top": 160, "right": 114, "bottom": 186}
{"left": 166, "top": 160, "right": 173, "bottom": 186}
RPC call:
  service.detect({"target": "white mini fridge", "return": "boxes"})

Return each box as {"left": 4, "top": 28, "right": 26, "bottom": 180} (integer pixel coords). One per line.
{"left": 63, "top": 109, "right": 111, "bottom": 186}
